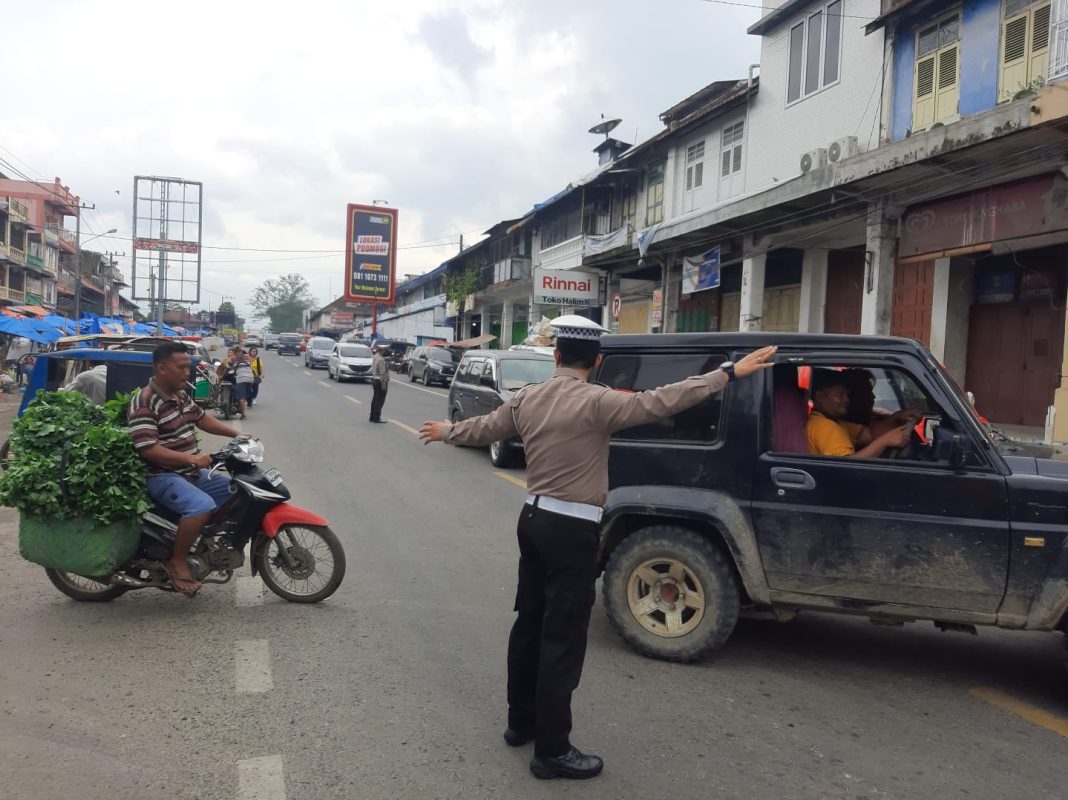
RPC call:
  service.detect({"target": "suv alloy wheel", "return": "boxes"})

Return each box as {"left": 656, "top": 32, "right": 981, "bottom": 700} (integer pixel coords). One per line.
{"left": 602, "top": 525, "right": 740, "bottom": 662}
{"left": 489, "top": 439, "right": 512, "bottom": 468}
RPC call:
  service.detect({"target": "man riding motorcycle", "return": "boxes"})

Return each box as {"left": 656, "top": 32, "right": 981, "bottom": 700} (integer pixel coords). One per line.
{"left": 128, "top": 341, "right": 244, "bottom": 594}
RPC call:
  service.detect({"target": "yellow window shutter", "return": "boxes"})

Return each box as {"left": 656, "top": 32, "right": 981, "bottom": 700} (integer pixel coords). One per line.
{"left": 914, "top": 55, "right": 937, "bottom": 130}
{"left": 1031, "top": 4, "right": 1052, "bottom": 85}
{"left": 935, "top": 44, "right": 960, "bottom": 123}
{"left": 1002, "top": 14, "right": 1031, "bottom": 100}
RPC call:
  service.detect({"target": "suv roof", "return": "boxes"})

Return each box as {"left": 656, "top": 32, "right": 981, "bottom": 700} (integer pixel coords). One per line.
{"left": 601, "top": 332, "right": 923, "bottom": 353}
{"left": 461, "top": 349, "right": 553, "bottom": 361}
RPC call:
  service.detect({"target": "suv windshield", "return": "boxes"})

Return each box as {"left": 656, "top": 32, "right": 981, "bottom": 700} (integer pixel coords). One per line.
{"left": 500, "top": 358, "right": 555, "bottom": 390}
{"left": 279, "top": 334, "right": 302, "bottom": 343}
{"left": 429, "top": 349, "right": 460, "bottom": 364}
{"left": 340, "top": 345, "right": 371, "bottom": 358}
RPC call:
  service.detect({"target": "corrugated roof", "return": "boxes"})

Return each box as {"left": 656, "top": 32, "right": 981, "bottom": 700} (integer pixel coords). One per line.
{"left": 864, "top": 0, "right": 930, "bottom": 33}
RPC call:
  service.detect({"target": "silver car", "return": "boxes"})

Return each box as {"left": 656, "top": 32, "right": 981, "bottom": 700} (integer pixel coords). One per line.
{"left": 327, "top": 343, "right": 374, "bottom": 382}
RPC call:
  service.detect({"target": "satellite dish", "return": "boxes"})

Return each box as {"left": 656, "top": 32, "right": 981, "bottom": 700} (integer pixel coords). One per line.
{"left": 588, "top": 117, "right": 621, "bottom": 137}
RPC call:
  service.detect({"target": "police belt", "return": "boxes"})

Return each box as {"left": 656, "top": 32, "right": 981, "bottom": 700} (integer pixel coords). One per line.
{"left": 525, "top": 494, "right": 603, "bottom": 524}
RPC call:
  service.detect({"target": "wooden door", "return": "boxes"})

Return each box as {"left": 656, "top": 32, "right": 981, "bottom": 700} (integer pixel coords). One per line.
{"left": 824, "top": 251, "right": 864, "bottom": 334}
{"left": 719, "top": 292, "right": 741, "bottom": 332}
{"left": 966, "top": 302, "right": 1065, "bottom": 426}
{"left": 618, "top": 302, "right": 651, "bottom": 334}
{"left": 891, "top": 260, "right": 935, "bottom": 345}
{"left": 763, "top": 285, "right": 802, "bottom": 332}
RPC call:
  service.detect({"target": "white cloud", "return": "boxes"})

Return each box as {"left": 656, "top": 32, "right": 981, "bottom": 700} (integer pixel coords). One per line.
{"left": 0, "top": 0, "right": 759, "bottom": 322}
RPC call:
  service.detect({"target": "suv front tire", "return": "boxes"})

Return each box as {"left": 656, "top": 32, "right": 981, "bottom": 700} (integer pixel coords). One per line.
{"left": 602, "top": 524, "right": 740, "bottom": 663}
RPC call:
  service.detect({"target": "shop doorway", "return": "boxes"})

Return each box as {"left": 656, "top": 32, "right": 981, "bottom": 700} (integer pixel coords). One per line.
{"left": 966, "top": 302, "right": 1065, "bottom": 426}
{"left": 618, "top": 302, "right": 651, "bottom": 334}
{"left": 824, "top": 250, "right": 864, "bottom": 334}
{"left": 891, "top": 260, "right": 935, "bottom": 345}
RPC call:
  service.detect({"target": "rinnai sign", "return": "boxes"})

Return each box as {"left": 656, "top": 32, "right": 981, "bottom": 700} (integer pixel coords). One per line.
{"left": 345, "top": 204, "right": 398, "bottom": 304}
{"left": 533, "top": 269, "right": 601, "bottom": 306}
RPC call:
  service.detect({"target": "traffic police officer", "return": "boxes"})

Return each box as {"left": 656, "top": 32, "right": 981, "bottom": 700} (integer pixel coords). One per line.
{"left": 420, "top": 316, "right": 775, "bottom": 780}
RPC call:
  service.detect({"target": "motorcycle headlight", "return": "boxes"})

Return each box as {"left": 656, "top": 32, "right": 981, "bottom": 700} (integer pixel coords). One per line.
{"left": 232, "top": 438, "right": 265, "bottom": 463}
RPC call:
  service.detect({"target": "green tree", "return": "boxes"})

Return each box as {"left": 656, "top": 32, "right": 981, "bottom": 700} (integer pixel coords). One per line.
{"left": 444, "top": 264, "right": 483, "bottom": 339}
{"left": 249, "top": 273, "right": 317, "bottom": 333}
{"left": 217, "top": 301, "right": 236, "bottom": 314}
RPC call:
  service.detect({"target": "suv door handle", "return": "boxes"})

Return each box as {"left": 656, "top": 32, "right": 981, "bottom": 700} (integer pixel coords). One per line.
{"left": 770, "top": 468, "right": 816, "bottom": 490}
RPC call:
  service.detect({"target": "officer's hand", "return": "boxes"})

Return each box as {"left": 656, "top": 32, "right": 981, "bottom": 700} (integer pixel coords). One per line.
{"left": 734, "top": 346, "right": 778, "bottom": 378}
{"left": 419, "top": 420, "right": 450, "bottom": 445}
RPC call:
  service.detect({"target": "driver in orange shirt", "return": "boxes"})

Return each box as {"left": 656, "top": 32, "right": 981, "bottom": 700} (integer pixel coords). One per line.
{"left": 806, "top": 370, "right": 916, "bottom": 458}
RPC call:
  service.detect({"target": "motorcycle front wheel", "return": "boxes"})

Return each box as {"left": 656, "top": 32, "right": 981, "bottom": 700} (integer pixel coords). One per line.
{"left": 255, "top": 524, "right": 346, "bottom": 603}
{"left": 45, "top": 569, "right": 127, "bottom": 602}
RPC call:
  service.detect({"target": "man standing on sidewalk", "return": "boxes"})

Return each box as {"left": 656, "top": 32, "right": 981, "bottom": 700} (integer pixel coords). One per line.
{"left": 369, "top": 344, "right": 389, "bottom": 423}
{"left": 420, "top": 316, "right": 775, "bottom": 780}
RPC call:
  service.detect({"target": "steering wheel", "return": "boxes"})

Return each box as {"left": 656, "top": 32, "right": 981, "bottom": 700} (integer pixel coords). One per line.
{"left": 885, "top": 429, "right": 925, "bottom": 460}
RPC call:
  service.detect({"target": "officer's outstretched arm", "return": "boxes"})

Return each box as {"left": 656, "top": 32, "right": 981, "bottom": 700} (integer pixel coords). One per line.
{"left": 420, "top": 399, "right": 520, "bottom": 447}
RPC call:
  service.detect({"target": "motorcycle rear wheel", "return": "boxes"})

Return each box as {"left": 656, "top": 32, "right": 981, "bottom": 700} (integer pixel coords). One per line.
{"left": 256, "top": 524, "right": 345, "bottom": 603}
{"left": 45, "top": 569, "right": 127, "bottom": 602}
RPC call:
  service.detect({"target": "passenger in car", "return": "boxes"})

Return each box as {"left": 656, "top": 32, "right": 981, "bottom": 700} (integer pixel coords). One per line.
{"left": 806, "top": 369, "right": 913, "bottom": 458}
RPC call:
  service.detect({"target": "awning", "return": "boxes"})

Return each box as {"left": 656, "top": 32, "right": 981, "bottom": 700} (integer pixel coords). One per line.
{"left": 447, "top": 334, "right": 497, "bottom": 349}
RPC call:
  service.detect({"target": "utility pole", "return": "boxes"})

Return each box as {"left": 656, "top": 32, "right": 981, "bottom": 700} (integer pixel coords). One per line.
{"left": 155, "top": 181, "right": 170, "bottom": 331}
{"left": 73, "top": 201, "right": 96, "bottom": 321}
{"left": 459, "top": 234, "right": 464, "bottom": 252}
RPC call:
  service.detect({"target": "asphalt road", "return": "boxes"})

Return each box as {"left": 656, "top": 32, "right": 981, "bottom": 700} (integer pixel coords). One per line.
{"left": 0, "top": 357, "right": 1065, "bottom": 800}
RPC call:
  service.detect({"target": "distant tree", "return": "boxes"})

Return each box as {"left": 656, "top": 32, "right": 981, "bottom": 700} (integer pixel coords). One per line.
{"left": 444, "top": 264, "right": 483, "bottom": 339}
{"left": 249, "top": 273, "right": 317, "bottom": 333}
{"left": 217, "top": 301, "right": 236, "bottom": 314}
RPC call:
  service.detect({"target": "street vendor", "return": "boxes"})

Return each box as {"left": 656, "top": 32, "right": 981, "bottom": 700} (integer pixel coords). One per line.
{"left": 128, "top": 341, "right": 244, "bottom": 594}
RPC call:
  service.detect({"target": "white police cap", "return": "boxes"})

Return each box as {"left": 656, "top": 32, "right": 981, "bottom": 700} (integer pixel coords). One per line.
{"left": 550, "top": 314, "right": 609, "bottom": 342}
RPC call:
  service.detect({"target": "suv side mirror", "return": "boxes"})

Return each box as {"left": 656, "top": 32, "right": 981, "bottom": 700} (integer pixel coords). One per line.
{"left": 936, "top": 433, "right": 968, "bottom": 468}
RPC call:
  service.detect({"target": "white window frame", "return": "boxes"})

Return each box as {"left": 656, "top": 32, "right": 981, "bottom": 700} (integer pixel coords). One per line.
{"left": 719, "top": 121, "right": 745, "bottom": 178}
{"left": 785, "top": 0, "right": 844, "bottom": 106}
{"left": 685, "top": 139, "right": 706, "bottom": 192}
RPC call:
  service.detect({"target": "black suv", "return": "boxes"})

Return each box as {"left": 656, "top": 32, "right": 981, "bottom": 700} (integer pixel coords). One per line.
{"left": 448, "top": 349, "right": 555, "bottom": 466}
{"left": 409, "top": 346, "right": 460, "bottom": 386}
{"left": 591, "top": 333, "right": 1068, "bottom": 663}
{"left": 277, "top": 333, "right": 303, "bottom": 356}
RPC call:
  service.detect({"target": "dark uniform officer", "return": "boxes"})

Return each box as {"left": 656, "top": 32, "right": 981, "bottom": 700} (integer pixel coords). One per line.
{"left": 420, "top": 316, "right": 775, "bottom": 780}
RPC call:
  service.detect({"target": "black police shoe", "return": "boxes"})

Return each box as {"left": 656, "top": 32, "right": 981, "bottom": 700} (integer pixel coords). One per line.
{"left": 503, "top": 728, "right": 532, "bottom": 747}
{"left": 529, "top": 746, "right": 603, "bottom": 780}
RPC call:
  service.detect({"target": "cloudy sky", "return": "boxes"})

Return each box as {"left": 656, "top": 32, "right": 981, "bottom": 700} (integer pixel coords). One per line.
{"left": 1, "top": 0, "right": 760, "bottom": 322}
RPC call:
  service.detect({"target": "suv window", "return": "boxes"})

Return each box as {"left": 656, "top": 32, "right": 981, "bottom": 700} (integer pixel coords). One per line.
{"left": 459, "top": 358, "right": 483, "bottom": 383}
{"left": 430, "top": 348, "right": 459, "bottom": 364}
{"left": 279, "top": 334, "right": 302, "bottom": 343}
{"left": 599, "top": 353, "right": 726, "bottom": 441}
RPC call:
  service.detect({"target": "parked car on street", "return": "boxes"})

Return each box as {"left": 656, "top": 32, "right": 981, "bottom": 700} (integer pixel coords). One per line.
{"left": 327, "top": 342, "right": 374, "bottom": 382}
{"left": 264, "top": 333, "right": 280, "bottom": 351}
{"left": 589, "top": 332, "right": 1068, "bottom": 664}
{"left": 408, "top": 345, "right": 460, "bottom": 386}
{"left": 276, "top": 333, "right": 303, "bottom": 356}
{"left": 448, "top": 349, "right": 555, "bottom": 466}
{"left": 304, "top": 336, "right": 335, "bottom": 369}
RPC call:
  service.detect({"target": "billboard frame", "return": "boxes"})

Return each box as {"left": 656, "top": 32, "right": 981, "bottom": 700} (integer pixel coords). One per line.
{"left": 344, "top": 203, "right": 398, "bottom": 305}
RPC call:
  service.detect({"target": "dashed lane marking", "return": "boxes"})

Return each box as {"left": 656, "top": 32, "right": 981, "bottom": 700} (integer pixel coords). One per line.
{"left": 494, "top": 471, "right": 527, "bottom": 489}
{"left": 318, "top": 381, "right": 332, "bottom": 388}
{"left": 235, "top": 639, "right": 273, "bottom": 693}
{"left": 238, "top": 755, "right": 286, "bottom": 800}
{"left": 392, "top": 379, "right": 450, "bottom": 399}
{"left": 303, "top": 370, "right": 312, "bottom": 376}
{"left": 345, "top": 394, "right": 363, "bottom": 405}
{"left": 388, "top": 419, "right": 422, "bottom": 436}
{"left": 235, "top": 576, "right": 264, "bottom": 607}
{"left": 971, "top": 687, "right": 1068, "bottom": 738}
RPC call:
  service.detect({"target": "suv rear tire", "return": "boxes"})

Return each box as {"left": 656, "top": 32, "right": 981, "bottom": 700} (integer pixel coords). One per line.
{"left": 489, "top": 439, "right": 512, "bottom": 467}
{"left": 602, "top": 525, "right": 740, "bottom": 663}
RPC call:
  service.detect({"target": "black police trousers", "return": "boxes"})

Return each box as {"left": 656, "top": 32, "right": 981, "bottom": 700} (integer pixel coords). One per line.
{"left": 507, "top": 501, "right": 599, "bottom": 758}
{"left": 369, "top": 382, "right": 387, "bottom": 421}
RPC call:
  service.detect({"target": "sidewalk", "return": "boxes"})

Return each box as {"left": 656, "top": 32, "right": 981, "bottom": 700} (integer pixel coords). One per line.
{"left": 0, "top": 391, "right": 19, "bottom": 444}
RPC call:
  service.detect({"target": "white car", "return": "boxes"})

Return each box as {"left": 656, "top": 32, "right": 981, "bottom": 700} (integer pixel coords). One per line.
{"left": 327, "top": 343, "right": 374, "bottom": 383}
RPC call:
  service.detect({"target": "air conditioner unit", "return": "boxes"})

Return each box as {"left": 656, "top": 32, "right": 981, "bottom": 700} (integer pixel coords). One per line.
{"left": 799, "top": 148, "right": 828, "bottom": 174}
{"left": 827, "top": 136, "right": 859, "bottom": 163}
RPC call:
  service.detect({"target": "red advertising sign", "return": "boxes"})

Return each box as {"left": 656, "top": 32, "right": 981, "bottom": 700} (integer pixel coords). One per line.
{"left": 900, "top": 173, "right": 1068, "bottom": 258}
{"left": 344, "top": 204, "right": 398, "bottom": 304}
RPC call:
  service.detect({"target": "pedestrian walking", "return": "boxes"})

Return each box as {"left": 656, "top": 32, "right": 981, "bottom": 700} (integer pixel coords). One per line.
{"left": 420, "top": 316, "right": 775, "bottom": 780}
{"left": 248, "top": 346, "right": 264, "bottom": 406}
{"left": 369, "top": 344, "right": 389, "bottom": 423}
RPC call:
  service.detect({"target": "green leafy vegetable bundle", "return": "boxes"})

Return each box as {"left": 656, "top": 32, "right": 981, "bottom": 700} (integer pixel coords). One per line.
{"left": 0, "top": 390, "right": 150, "bottom": 524}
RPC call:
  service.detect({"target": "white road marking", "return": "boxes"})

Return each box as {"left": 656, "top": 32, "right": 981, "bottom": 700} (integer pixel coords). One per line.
{"left": 388, "top": 419, "right": 422, "bottom": 436}
{"left": 238, "top": 755, "right": 286, "bottom": 800}
{"left": 345, "top": 394, "right": 363, "bottom": 405}
{"left": 235, "top": 639, "right": 273, "bottom": 693}
{"left": 235, "top": 576, "right": 264, "bottom": 607}
{"left": 318, "top": 380, "right": 332, "bottom": 388}
{"left": 392, "top": 379, "right": 450, "bottom": 399}
{"left": 303, "top": 370, "right": 312, "bottom": 376}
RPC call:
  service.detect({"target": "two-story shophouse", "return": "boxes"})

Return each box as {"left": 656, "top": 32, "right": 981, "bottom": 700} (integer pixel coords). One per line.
{"left": 0, "top": 176, "right": 76, "bottom": 310}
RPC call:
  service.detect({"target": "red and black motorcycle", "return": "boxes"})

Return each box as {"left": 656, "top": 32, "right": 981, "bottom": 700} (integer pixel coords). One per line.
{"left": 45, "top": 438, "right": 345, "bottom": 603}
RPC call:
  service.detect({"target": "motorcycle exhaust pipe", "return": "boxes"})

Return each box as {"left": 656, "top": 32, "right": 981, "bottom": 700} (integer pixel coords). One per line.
{"left": 110, "top": 572, "right": 146, "bottom": 588}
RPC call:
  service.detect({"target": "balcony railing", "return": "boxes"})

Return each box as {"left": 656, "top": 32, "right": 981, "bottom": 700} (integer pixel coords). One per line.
{"left": 534, "top": 235, "right": 585, "bottom": 270}
{"left": 46, "top": 223, "right": 77, "bottom": 246}
{"left": 491, "top": 256, "right": 532, "bottom": 284}
{"left": 0, "top": 285, "right": 27, "bottom": 303}
{"left": 1, "top": 198, "right": 29, "bottom": 223}
{"left": 5, "top": 246, "right": 27, "bottom": 266}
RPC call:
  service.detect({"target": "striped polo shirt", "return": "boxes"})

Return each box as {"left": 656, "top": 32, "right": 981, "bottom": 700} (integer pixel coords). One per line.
{"left": 128, "top": 379, "right": 205, "bottom": 477}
